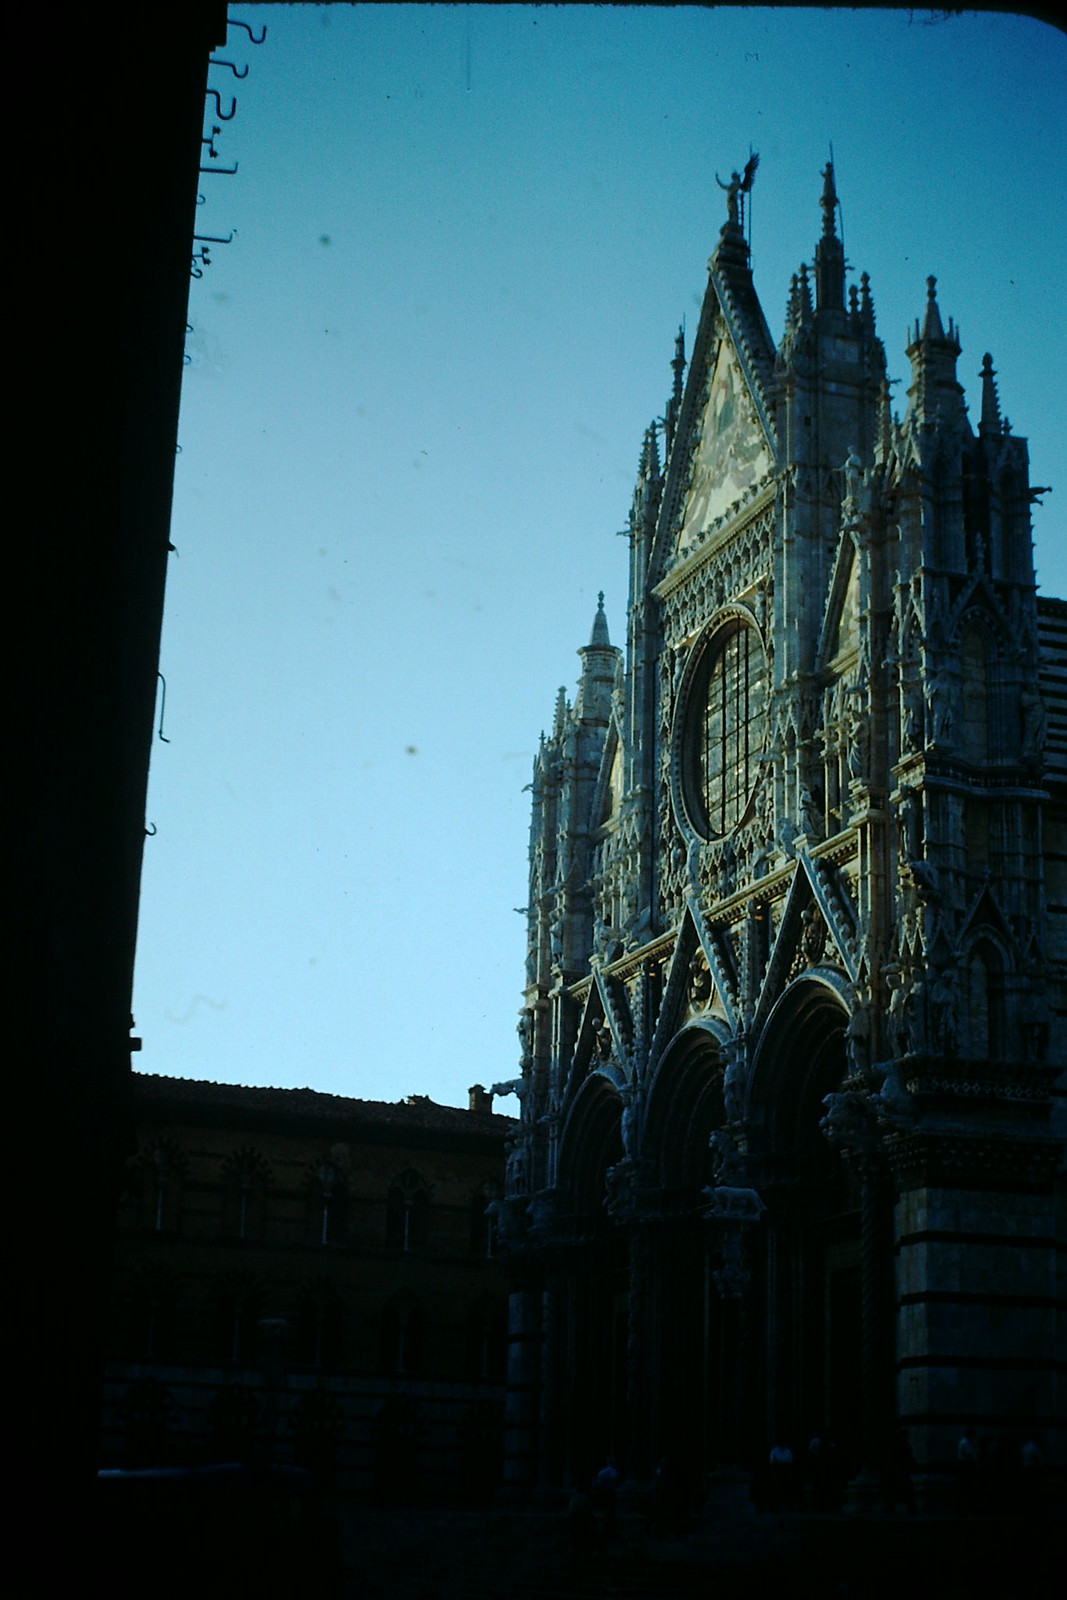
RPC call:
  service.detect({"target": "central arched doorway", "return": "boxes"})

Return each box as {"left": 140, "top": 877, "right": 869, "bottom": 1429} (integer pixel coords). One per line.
{"left": 642, "top": 1023, "right": 727, "bottom": 1484}
{"left": 748, "top": 976, "right": 861, "bottom": 1473}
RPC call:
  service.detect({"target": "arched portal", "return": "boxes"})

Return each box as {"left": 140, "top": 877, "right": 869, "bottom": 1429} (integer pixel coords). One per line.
{"left": 640, "top": 1024, "right": 727, "bottom": 1481}
{"left": 749, "top": 977, "right": 860, "bottom": 1472}
{"left": 553, "top": 1074, "right": 626, "bottom": 1486}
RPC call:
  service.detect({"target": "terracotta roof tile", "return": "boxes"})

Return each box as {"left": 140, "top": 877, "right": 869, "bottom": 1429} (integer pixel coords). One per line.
{"left": 131, "top": 1073, "right": 516, "bottom": 1136}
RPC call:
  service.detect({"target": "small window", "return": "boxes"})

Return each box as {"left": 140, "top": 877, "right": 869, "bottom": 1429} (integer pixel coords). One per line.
{"left": 386, "top": 1169, "right": 429, "bottom": 1253}
{"left": 135, "top": 1139, "right": 187, "bottom": 1234}
{"left": 305, "top": 1158, "right": 349, "bottom": 1246}
{"left": 221, "top": 1147, "right": 272, "bottom": 1241}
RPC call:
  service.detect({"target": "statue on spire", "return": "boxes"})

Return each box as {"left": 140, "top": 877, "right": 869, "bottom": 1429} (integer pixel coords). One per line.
{"left": 716, "top": 152, "right": 759, "bottom": 230}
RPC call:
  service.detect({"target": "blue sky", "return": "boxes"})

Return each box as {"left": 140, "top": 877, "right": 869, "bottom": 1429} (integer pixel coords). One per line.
{"left": 134, "top": 5, "right": 1066, "bottom": 1106}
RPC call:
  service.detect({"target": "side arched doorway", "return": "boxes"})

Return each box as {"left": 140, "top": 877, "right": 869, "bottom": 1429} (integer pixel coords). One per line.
{"left": 748, "top": 977, "right": 862, "bottom": 1473}
{"left": 553, "top": 1074, "right": 626, "bottom": 1488}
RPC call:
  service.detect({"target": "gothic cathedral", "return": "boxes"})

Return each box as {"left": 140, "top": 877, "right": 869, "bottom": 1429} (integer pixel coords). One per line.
{"left": 500, "top": 165, "right": 1066, "bottom": 1504}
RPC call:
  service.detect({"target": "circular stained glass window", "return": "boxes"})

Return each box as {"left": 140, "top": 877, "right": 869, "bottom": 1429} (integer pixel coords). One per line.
{"left": 675, "top": 613, "right": 768, "bottom": 839}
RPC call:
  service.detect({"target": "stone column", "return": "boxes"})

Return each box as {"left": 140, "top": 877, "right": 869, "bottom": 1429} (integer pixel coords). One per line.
{"left": 502, "top": 1277, "right": 542, "bottom": 1500}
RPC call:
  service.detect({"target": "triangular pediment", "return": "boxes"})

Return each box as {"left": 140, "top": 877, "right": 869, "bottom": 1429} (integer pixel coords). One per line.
{"left": 958, "top": 881, "right": 1013, "bottom": 951}
{"left": 675, "top": 332, "right": 776, "bottom": 562}
{"left": 647, "top": 900, "right": 740, "bottom": 1065}
{"left": 752, "top": 858, "right": 858, "bottom": 1035}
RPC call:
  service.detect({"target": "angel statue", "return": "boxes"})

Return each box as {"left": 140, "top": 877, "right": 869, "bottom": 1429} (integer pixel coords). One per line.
{"left": 716, "top": 152, "right": 759, "bottom": 229}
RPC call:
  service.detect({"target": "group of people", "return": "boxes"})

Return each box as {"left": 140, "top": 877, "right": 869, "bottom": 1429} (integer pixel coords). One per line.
{"left": 955, "top": 1427, "right": 1045, "bottom": 1516}
{"left": 750, "top": 1434, "right": 849, "bottom": 1514}
{"left": 567, "top": 1424, "right": 1047, "bottom": 1554}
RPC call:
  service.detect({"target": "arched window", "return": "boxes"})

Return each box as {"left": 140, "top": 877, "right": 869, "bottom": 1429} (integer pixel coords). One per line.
{"left": 305, "top": 1157, "right": 349, "bottom": 1246}
{"left": 221, "top": 1147, "right": 272, "bottom": 1241}
{"left": 134, "top": 1138, "right": 186, "bottom": 1234}
{"left": 386, "top": 1169, "right": 429, "bottom": 1254}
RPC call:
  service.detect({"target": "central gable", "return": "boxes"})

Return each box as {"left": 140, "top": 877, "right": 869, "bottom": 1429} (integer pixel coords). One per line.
{"left": 676, "top": 333, "right": 775, "bottom": 561}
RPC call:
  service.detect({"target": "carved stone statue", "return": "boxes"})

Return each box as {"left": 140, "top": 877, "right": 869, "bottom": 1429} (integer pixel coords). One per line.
{"left": 873, "top": 1059, "right": 914, "bottom": 1127}
{"left": 845, "top": 1001, "right": 871, "bottom": 1080}
{"left": 925, "top": 661, "right": 953, "bottom": 748}
{"left": 703, "top": 1184, "right": 765, "bottom": 1223}
{"left": 928, "top": 965, "right": 960, "bottom": 1056}
{"left": 504, "top": 1134, "right": 528, "bottom": 1197}
{"left": 716, "top": 169, "right": 744, "bottom": 228}
{"left": 902, "top": 680, "right": 924, "bottom": 752}
{"left": 820, "top": 1088, "right": 878, "bottom": 1152}
{"left": 800, "top": 786, "right": 822, "bottom": 839}
{"left": 842, "top": 446, "right": 864, "bottom": 514}
{"left": 847, "top": 712, "right": 869, "bottom": 783}
{"left": 708, "top": 1126, "right": 744, "bottom": 1184}
{"left": 620, "top": 1085, "right": 637, "bottom": 1159}
{"left": 898, "top": 785, "right": 923, "bottom": 864}
{"left": 1019, "top": 683, "right": 1047, "bottom": 764}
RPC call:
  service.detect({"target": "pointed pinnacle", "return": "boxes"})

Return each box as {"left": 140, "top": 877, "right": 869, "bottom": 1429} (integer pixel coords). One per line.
{"left": 588, "top": 593, "right": 611, "bottom": 649}
{"left": 820, "top": 160, "right": 838, "bottom": 238}
{"left": 979, "top": 352, "right": 1001, "bottom": 439}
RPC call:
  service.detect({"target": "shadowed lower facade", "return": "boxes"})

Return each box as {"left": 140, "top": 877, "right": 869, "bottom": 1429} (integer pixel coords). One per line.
{"left": 499, "top": 166, "right": 1066, "bottom": 1506}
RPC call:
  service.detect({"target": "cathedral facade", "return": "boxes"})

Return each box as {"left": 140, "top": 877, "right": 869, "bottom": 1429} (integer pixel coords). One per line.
{"left": 501, "top": 166, "right": 1066, "bottom": 1504}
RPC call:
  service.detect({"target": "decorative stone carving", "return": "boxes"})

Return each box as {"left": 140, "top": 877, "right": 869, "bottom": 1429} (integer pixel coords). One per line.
{"left": 688, "top": 950, "right": 712, "bottom": 1008}
{"left": 702, "top": 1184, "right": 766, "bottom": 1223}
{"left": 1019, "top": 682, "right": 1046, "bottom": 765}
{"left": 708, "top": 1126, "right": 745, "bottom": 1184}
{"left": 819, "top": 1087, "right": 879, "bottom": 1153}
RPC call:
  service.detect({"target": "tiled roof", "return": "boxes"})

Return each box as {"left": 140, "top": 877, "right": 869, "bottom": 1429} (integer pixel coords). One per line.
{"left": 131, "top": 1073, "right": 516, "bottom": 1137}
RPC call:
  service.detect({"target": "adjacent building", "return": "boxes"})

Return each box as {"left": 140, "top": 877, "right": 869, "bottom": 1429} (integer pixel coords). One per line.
{"left": 502, "top": 165, "right": 1066, "bottom": 1505}
{"left": 102, "top": 1074, "right": 514, "bottom": 1502}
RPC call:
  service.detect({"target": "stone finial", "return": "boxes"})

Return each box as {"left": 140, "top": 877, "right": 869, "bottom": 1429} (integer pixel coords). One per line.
{"left": 876, "top": 376, "right": 893, "bottom": 463}
{"left": 798, "top": 263, "right": 813, "bottom": 321}
{"left": 860, "top": 270, "right": 875, "bottom": 329}
{"left": 588, "top": 592, "right": 611, "bottom": 650}
{"left": 672, "top": 323, "right": 686, "bottom": 401}
{"left": 979, "top": 352, "right": 1001, "bottom": 439}
{"left": 921, "top": 276, "right": 944, "bottom": 340}
{"left": 814, "top": 161, "right": 845, "bottom": 311}
{"left": 552, "top": 686, "right": 568, "bottom": 737}
{"left": 643, "top": 421, "right": 660, "bottom": 482}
